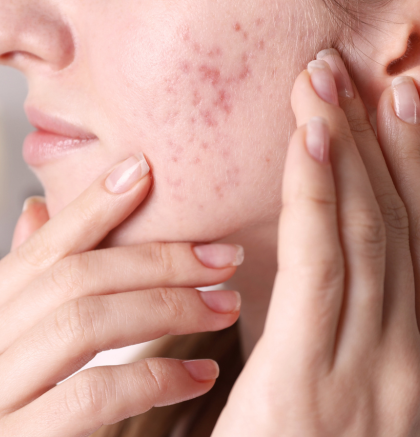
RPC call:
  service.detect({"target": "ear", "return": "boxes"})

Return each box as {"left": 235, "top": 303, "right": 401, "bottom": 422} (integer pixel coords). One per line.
{"left": 342, "top": 2, "right": 420, "bottom": 115}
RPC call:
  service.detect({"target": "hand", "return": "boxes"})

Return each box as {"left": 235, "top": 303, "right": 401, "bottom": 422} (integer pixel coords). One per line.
{"left": 0, "top": 154, "right": 242, "bottom": 437}
{"left": 212, "top": 50, "right": 420, "bottom": 436}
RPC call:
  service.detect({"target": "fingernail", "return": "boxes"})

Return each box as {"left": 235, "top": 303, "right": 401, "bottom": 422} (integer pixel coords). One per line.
{"left": 193, "top": 244, "right": 244, "bottom": 268}
{"left": 182, "top": 360, "right": 220, "bottom": 382}
{"left": 200, "top": 290, "right": 241, "bottom": 313}
{"left": 105, "top": 154, "right": 150, "bottom": 194}
{"left": 306, "top": 117, "right": 330, "bottom": 163}
{"left": 23, "top": 196, "right": 46, "bottom": 212}
{"left": 317, "top": 48, "right": 354, "bottom": 98}
{"left": 307, "top": 60, "right": 339, "bottom": 106}
{"left": 392, "top": 76, "right": 420, "bottom": 124}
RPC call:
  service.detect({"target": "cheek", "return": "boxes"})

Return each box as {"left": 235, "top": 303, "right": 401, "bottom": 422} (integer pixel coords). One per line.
{"left": 75, "top": 1, "right": 322, "bottom": 243}
{"left": 99, "top": 11, "right": 281, "bottom": 201}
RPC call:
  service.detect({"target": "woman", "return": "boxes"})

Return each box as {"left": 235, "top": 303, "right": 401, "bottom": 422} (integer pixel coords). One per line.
{"left": 1, "top": 0, "right": 420, "bottom": 435}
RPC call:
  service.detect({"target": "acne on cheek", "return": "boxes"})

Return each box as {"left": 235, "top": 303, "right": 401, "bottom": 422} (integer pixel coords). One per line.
{"left": 159, "top": 20, "right": 267, "bottom": 203}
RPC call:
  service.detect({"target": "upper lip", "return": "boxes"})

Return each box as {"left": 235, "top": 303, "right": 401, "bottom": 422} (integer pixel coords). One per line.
{"left": 25, "top": 106, "right": 97, "bottom": 140}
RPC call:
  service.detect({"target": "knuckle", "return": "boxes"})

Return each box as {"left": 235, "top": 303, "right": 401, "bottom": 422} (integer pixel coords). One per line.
{"left": 66, "top": 369, "right": 115, "bottom": 417}
{"left": 376, "top": 192, "right": 409, "bottom": 238}
{"left": 48, "top": 255, "right": 87, "bottom": 301}
{"left": 15, "top": 232, "right": 56, "bottom": 270}
{"left": 153, "top": 288, "right": 186, "bottom": 322}
{"left": 347, "top": 115, "right": 372, "bottom": 136}
{"left": 294, "top": 258, "right": 344, "bottom": 290}
{"left": 145, "top": 243, "right": 177, "bottom": 279}
{"left": 140, "top": 358, "right": 170, "bottom": 405}
{"left": 343, "top": 208, "right": 386, "bottom": 254}
{"left": 50, "top": 297, "right": 100, "bottom": 347}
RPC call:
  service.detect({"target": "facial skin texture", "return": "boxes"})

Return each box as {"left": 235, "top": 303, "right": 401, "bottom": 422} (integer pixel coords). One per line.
{"left": 2, "top": 0, "right": 419, "bottom": 356}
{"left": 0, "top": 0, "right": 335, "bottom": 246}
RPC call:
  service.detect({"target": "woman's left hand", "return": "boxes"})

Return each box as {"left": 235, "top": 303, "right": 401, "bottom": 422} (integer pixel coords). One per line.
{"left": 212, "top": 50, "right": 420, "bottom": 436}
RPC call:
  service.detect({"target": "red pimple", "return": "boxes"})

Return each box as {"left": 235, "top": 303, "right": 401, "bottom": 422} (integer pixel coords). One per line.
{"left": 207, "top": 46, "right": 223, "bottom": 58}
{"left": 214, "top": 89, "right": 232, "bottom": 114}
{"left": 238, "top": 65, "right": 251, "bottom": 81}
{"left": 199, "top": 65, "right": 221, "bottom": 85}
{"left": 234, "top": 22, "right": 242, "bottom": 32}
{"left": 256, "top": 40, "right": 265, "bottom": 51}
{"left": 200, "top": 109, "right": 218, "bottom": 127}
{"left": 180, "top": 61, "right": 192, "bottom": 73}
{"left": 201, "top": 142, "right": 209, "bottom": 150}
{"left": 214, "top": 185, "right": 224, "bottom": 198}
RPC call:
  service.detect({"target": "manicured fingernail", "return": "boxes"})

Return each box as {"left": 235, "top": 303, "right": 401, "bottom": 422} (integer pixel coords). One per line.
{"left": 182, "top": 360, "right": 220, "bottom": 382}
{"left": 23, "top": 196, "right": 46, "bottom": 212}
{"left": 307, "top": 60, "right": 339, "bottom": 106}
{"left": 105, "top": 154, "right": 150, "bottom": 194}
{"left": 193, "top": 244, "right": 244, "bottom": 268}
{"left": 392, "top": 76, "right": 420, "bottom": 124}
{"left": 317, "top": 48, "right": 354, "bottom": 98}
{"left": 200, "top": 290, "right": 241, "bottom": 313}
{"left": 306, "top": 117, "right": 330, "bottom": 163}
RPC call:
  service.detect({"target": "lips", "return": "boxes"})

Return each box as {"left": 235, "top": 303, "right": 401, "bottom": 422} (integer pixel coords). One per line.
{"left": 23, "top": 107, "right": 98, "bottom": 166}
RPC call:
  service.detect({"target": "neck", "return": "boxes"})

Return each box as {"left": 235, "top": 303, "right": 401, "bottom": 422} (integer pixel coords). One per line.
{"left": 219, "top": 219, "right": 278, "bottom": 359}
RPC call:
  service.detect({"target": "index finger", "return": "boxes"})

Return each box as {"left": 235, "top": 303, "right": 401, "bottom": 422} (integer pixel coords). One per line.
{"left": 0, "top": 154, "right": 151, "bottom": 302}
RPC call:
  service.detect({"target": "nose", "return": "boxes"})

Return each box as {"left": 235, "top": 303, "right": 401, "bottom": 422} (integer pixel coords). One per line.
{"left": 0, "top": 3, "right": 75, "bottom": 72}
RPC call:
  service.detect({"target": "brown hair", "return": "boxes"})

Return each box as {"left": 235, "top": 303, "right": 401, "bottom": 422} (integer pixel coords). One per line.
{"left": 91, "top": 324, "right": 243, "bottom": 437}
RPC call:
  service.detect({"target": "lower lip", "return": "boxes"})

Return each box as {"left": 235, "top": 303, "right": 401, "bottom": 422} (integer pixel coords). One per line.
{"left": 23, "top": 130, "right": 97, "bottom": 166}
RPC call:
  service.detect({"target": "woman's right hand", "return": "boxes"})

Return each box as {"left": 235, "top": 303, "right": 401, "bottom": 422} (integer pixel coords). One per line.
{"left": 0, "top": 154, "right": 242, "bottom": 437}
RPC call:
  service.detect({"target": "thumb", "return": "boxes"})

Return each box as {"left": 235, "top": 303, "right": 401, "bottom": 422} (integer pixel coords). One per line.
{"left": 11, "top": 196, "right": 50, "bottom": 251}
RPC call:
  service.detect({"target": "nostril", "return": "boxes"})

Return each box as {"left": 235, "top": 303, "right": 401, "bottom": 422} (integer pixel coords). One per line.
{"left": 387, "top": 33, "right": 420, "bottom": 76}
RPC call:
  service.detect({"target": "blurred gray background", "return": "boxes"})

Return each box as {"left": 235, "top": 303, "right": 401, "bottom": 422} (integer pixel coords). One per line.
{"left": 0, "top": 66, "right": 43, "bottom": 258}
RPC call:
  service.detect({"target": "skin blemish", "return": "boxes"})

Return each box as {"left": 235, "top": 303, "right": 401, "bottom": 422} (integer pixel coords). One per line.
{"left": 234, "top": 22, "right": 242, "bottom": 32}
{"left": 192, "top": 157, "right": 201, "bottom": 165}
{"left": 180, "top": 61, "right": 192, "bottom": 74}
{"left": 214, "top": 89, "right": 232, "bottom": 115}
{"left": 214, "top": 185, "right": 224, "bottom": 198}
{"left": 200, "top": 109, "right": 218, "bottom": 127}
{"left": 201, "top": 142, "right": 209, "bottom": 150}
{"left": 199, "top": 65, "right": 221, "bottom": 86}
{"left": 256, "top": 40, "right": 265, "bottom": 51}
{"left": 254, "top": 18, "right": 264, "bottom": 27}
{"left": 207, "top": 46, "right": 223, "bottom": 58}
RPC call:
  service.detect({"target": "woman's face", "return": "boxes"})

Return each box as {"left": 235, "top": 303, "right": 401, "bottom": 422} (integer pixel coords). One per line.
{"left": 0, "top": 0, "right": 401, "bottom": 246}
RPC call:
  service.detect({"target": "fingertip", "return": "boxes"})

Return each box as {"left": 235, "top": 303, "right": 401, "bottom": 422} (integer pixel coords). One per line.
{"left": 182, "top": 359, "right": 220, "bottom": 382}
{"left": 11, "top": 197, "right": 49, "bottom": 251}
{"left": 22, "top": 196, "right": 46, "bottom": 213}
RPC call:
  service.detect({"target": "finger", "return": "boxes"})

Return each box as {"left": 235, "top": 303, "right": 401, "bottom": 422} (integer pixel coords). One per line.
{"left": 377, "top": 77, "right": 420, "bottom": 329}
{"left": 10, "top": 197, "right": 49, "bottom": 251}
{"left": 2, "top": 358, "right": 218, "bottom": 437}
{"left": 265, "top": 118, "right": 345, "bottom": 370}
{"left": 0, "top": 287, "right": 240, "bottom": 413}
{"left": 317, "top": 50, "right": 414, "bottom": 330}
{"left": 0, "top": 154, "right": 152, "bottom": 303}
{"left": 0, "top": 243, "right": 243, "bottom": 351}
{"left": 291, "top": 63, "right": 387, "bottom": 355}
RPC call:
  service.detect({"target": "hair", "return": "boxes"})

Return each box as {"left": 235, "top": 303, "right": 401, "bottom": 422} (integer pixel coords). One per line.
{"left": 90, "top": 1, "right": 391, "bottom": 436}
